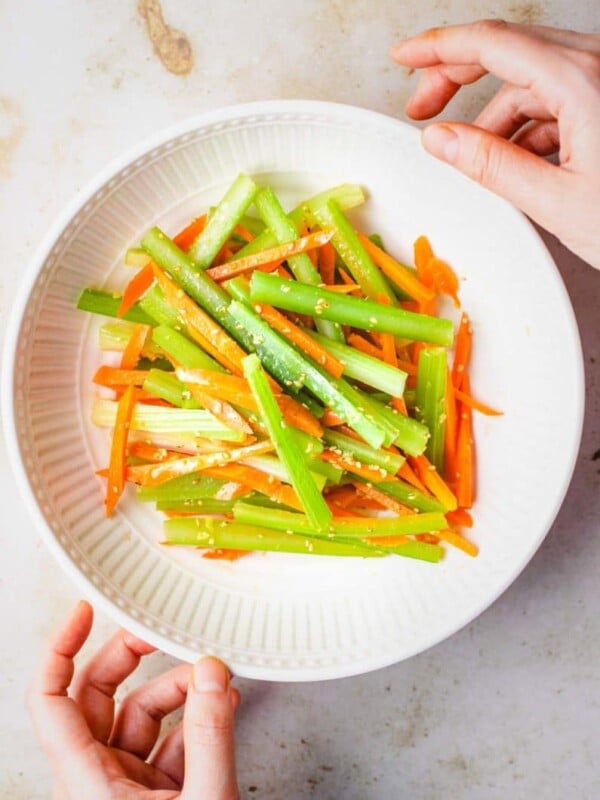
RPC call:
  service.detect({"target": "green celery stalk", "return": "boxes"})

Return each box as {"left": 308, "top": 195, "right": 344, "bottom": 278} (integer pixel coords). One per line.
{"left": 142, "top": 369, "right": 199, "bottom": 409}
{"left": 249, "top": 271, "right": 454, "bottom": 346}
{"left": 156, "top": 498, "right": 235, "bottom": 514}
{"left": 92, "top": 398, "right": 245, "bottom": 440}
{"left": 308, "top": 199, "right": 395, "bottom": 302}
{"left": 138, "top": 285, "right": 182, "bottom": 328}
{"left": 141, "top": 228, "right": 385, "bottom": 447}
{"left": 137, "top": 473, "right": 227, "bottom": 503}
{"left": 238, "top": 215, "right": 265, "bottom": 237}
{"left": 253, "top": 186, "right": 344, "bottom": 342}
{"left": 163, "top": 518, "right": 384, "bottom": 557}
{"left": 306, "top": 328, "right": 407, "bottom": 396}
{"left": 124, "top": 247, "right": 151, "bottom": 267}
{"left": 372, "top": 400, "right": 430, "bottom": 457}
{"left": 98, "top": 321, "right": 162, "bottom": 359}
{"left": 229, "top": 301, "right": 387, "bottom": 448}
{"left": 371, "top": 479, "right": 446, "bottom": 513}
{"left": 239, "top": 455, "right": 327, "bottom": 492}
{"left": 77, "top": 288, "right": 154, "bottom": 324}
{"left": 322, "top": 429, "right": 405, "bottom": 474}
{"left": 233, "top": 502, "right": 447, "bottom": 537}
{"left": 231, "top": 184, "right": 366, "bottom": 260}
{"left": 243, "top": 354, "right": 331, "bottom": 530}
{"left": 189, "top": 174, "right": 258, "bottom": 268}
{"left": 305, "top": 457, "right": 344, "bottom": 484}
{"left": 152, "top": 325, "right": 224, "bottom": 372}
{"left": 362, "top": 539, "right": 443, "bottom": 562}
{"left": 416, "top": 347, "right": 447, "bottom": 472}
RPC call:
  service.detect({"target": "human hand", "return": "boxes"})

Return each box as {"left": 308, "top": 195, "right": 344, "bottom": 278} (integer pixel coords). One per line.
{"left": 390, "top": 21, "right": 600, "bottom": 269}
{"left": 27, "top": 601, "right": 240, "bottom": 800}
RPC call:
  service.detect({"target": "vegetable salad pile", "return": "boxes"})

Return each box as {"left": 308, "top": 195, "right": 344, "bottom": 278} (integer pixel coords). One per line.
{"left": 78, "top": 174, "right": 500, "bottom": 563}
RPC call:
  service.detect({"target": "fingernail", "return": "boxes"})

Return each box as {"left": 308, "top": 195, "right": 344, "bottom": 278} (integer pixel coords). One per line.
{"left": 389, "top": 41, "right": 407, "bottom": 59}
{"left": 193, "top": 656, "right": 229, "bottom": 693}
{"left": 422, "top": 125, "right": 459, "bottom": 163}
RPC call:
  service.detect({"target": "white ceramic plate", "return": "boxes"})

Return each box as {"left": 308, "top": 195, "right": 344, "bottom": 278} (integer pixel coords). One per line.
{"left": 2, "top": 101, "right": 584, "bottom": 681}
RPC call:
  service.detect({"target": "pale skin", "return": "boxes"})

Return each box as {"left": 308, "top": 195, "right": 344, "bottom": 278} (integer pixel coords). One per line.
{"left": 391, "top": 20, "right": 600, "bottom": 269}
{"left": 28, "top": 601, "right": 240, "bottom": 800}
{"left": 30, "top": 21, "right": 600, "bottom": 799}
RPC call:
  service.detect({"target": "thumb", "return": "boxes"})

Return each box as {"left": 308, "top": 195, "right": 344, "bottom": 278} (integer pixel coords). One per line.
{"left": 180, "top": 657, "right": 239, "bottom": 800}
{"left": 421, "top": 122, "right": 567, "bottom": 233}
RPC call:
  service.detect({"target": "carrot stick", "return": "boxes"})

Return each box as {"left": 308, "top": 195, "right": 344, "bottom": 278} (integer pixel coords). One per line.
{"left": 446, "top": 508, "right": 473, "bottom": 528}
{"left": 346, "top": 332, "right": 384, "bottom": 360}
{"left": 427, "top": 257, "right": 460, "bottom": 307}
{"left": 208, "top": 230, "right": 333, "bottom": 281}
{"left": 323, "top": 485, "right": 357, "bottom": 508}
{"left": 202, "top": 549, "right": 251, "bottom": 561}
{"left": 359, "top": 233, "right": 435, "bottom": 304}
{"left": 321, "top": 409, "right": 345, "bottom": 427}
{"left": 298, "top": 221, "right": 319, "bottom": 267}
{"left": 93, "top": 366, "right": 149, "bottom": 388}
{"left": 127, "top": 440, "right": 276, "bottom": 487}
{"left": 414, "top": 235, "right": 435, "bottom": 280}
{"left": 173, "top": 214, "right": 208, "bottom": 252}
{"left": 454, "top": 388, "right": 503, "bottom": 417}
{"left": 456, "top": 376, "right": 474, "bottom": 508}
{"left": 208, "top": 258, "right": 283, "bottom": 282}
{"left": 452, "top": 313, "right": 472, "bottom": 390}
{"left": 128, "top": 442, "right": 180, "bottom": 463}
{"left": 321, "top": 284, "right": 361, "bottom": 294}
{"left": 253, "top": 302, "right": 344, "bottom": 378}
{"left": 185, "top": 385, "right": 253, "bottom": 435}
{"left": 105, "top": 385, "right": 137, "bottom": 516}
{"left": 436, "top": 529, "right": 478, "bottom": 557}
{"left": 398, "top": 461, "right": 428, "bottom": 494}
{"left": 366, "top": 534, "right": 412, "bottom": 547}
{"left": 117, "top": 263, "right": 155, "bottom": 318}
{"left": 409, "top": 454, "right": 458, "bottom": 511}
{"left": 176, "top": 368, "right": 322, "bottom": 438}
{"left": 321, "top": 450, "right": 392, "bottom": 483}
{"left": 120, "top": 324, "right": 151, "bottom": 370}
{"left": 318, "top": 241, "right": 336, "bottom": 285}
{"left": 353, "top": 482, "right": 414, "bottom": 515}
{"left": 152, "top": 265, "right": 247, "bottom": 376}
{"left": 234, "top": 223, "right": 254, "bottom": 242}
{"left": 444, "top": 370, "right": 458, "bottom": 482}
{"left": 204, "top": 464, "right": 302, "bottom": 511}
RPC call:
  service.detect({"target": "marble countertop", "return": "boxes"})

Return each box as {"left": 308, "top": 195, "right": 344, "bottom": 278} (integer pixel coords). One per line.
{"left": 1, "top": 2, "right": 599, "bottom": 798}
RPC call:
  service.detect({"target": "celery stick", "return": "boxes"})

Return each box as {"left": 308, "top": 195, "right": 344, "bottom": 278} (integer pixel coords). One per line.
{"left": 322, "top": 429, "right": 405, "bottom": 474}
{"left": 240, "top": 455, "right": 327, "bottom": 492}
{"left": 249, "top": 271, "right": 454, "bottom": 346}
{"left": 137, "top": 473, "right": 227, "bottom": 503}
{"left": 231, "top": 184, "right": 366, "bottom": 260}
{"left": 254, "top": 186, "right": 344, "bottom": 342}
{"left": 306, "top": 328, "right": 407, "bottom": 396}
{"left": 243, "top": 354, "right": 331, "bottom": 530}
{"left": 156, "top": 498, "right": 235, "bottom": 514}
{"left": 152, "top": 325, "right": 224, "bottom": 372}
{"left": 92, "top": 398, "right": 245, "bottom": 440}
{"left": 189, "top": 174, "right": 258, "bottom": 268}
{"left": 98, "top": 322, "right": 162, "bottom": 359}
{"left": 416, "top": 347, "right": 447, "bottom": 472}
{"left": 371, "top": 400, "right": 430, "bottom": 457}
{"left": 138, "top": 285, "right": 182, "bottom": 328}
{"left": 309, "top": 199, "right": 395, "bottom": 302}
{"left": 164, "top": 518, "right": 384, "bottom": 557}
{"left": 371, "top": 479, "right": 446, "bottom": 513}
{"left": 77, "top": 288, "right": 154, "bottom": 324}
{"left": 233, "top": 502, "right": 447, "bottom": 537}
{"left": 124, "top": 247, "right": 151, "bottom": 267}
{"left": 142, "top": 369, "right": 199, "bottom": 409}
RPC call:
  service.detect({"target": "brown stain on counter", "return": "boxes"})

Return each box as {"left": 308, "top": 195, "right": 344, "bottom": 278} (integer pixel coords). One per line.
{"left": 138, "top": 0, "right": 194, "bottom": 75}
{"left": 507, "top": 1, "right": 544, "bottom": 25}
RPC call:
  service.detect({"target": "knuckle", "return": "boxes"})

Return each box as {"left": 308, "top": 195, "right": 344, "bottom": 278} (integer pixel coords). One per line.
{"left": 475, "top": 18, "right": 509, "bottom": 36}
{"left": 471, "top": 136, "right": 502, "bottom": 187}
{"left": 190, "top": 709, "right": 234, "bottom": 747}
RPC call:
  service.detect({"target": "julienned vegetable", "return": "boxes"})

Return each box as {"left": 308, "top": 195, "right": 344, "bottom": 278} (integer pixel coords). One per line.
{"left": 78, "top": 175, "right": 501, "bottom": 563}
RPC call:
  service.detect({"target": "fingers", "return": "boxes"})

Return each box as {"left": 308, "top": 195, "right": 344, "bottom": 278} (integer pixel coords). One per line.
{"left": 391, "top": 20, "right": 584, "bottom": 113}
{"left": 133, "top": 683, "right": 239, "bottom": 785}
{"left": 181, "top": 657, "right": 239, "bottom": 800}
{"left": 406, "top": 64, "right": 487, "bottom": 119}
{"left": 513, "top": 120, "right": 560, "bottom": 156}
{"left": 109, "top": 748, "right": 181, "bottom": 791}
{"left": 421, "top": 122, "right": 568, "bottom": 232}
{"left": 71, "top": 628, "right": 155, "bottom": 743}
{"left": 474, "top": 83, "right": 554, "bottom": 138}
{"left": 109, "top": 662, "right": 191, "bottom": 759}
{"left": 150, "top": 721, "right": 185, "bottom": 787}
{"left": 28, "top": 601, "right": 97, "bottom": 760}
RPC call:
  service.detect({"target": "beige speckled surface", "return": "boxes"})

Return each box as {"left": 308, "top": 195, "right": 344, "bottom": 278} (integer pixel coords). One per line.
{"left": 1, "top": 2, "right": 599, "bottom": 798}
